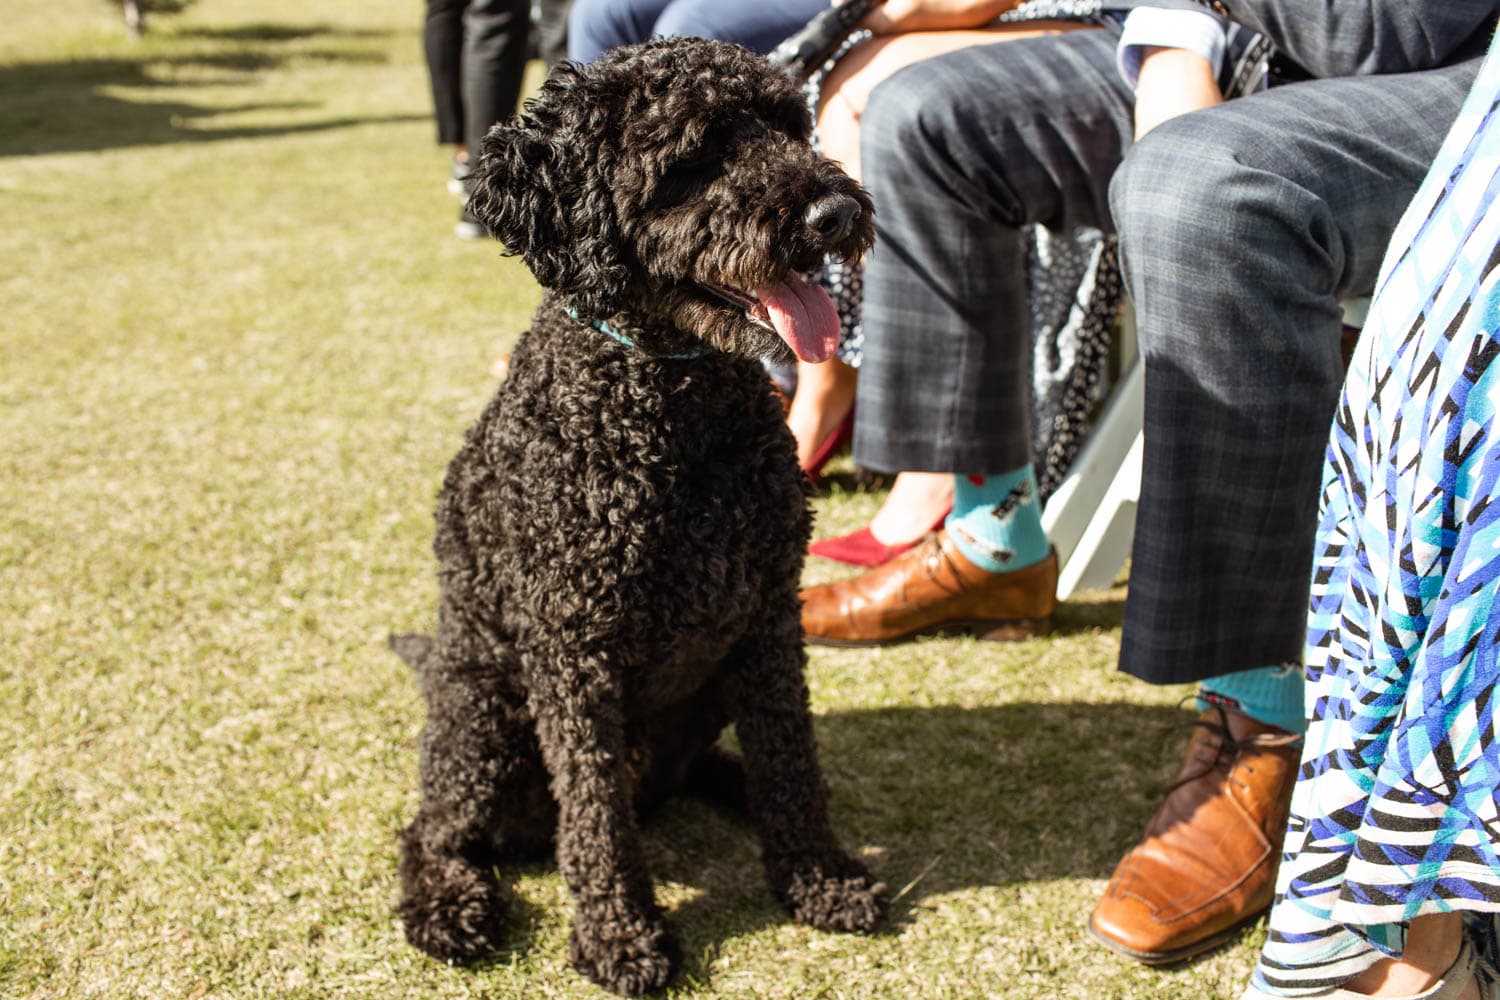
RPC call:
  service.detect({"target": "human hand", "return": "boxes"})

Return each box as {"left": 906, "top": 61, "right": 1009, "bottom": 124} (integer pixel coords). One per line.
{"left": 1132, "top": 46, "right": 1223, "bottom": 140}
{"left": 856, "top": 0, "right": 1021, "bottom": 35}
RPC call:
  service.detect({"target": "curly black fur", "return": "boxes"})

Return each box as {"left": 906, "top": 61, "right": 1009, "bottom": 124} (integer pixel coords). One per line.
{"left": 393, "top": 38, "right": 883, "bottom": 996}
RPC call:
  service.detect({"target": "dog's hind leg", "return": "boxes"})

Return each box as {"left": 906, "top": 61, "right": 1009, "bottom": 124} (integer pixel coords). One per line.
{"left": 399, "top": 628, "right": 551, "bottom": 964}
{"left": 725, "top": 598, "right": 887, "bottom": 934}
{"left": 521, "top": 645, "right": 679, "bottom": 997}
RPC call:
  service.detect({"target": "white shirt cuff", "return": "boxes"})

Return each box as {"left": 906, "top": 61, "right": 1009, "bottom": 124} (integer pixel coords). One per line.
{"left": 1116, "top": 8, "right": 1225, "bottom": 90}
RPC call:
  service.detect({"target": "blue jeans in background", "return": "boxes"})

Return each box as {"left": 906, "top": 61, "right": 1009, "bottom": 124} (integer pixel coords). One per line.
{"left": 567, "top": 0, "right": 827, "bottom": 61}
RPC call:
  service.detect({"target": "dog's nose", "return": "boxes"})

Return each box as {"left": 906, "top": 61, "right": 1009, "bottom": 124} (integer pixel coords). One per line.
{"left": 805, "top": 194, "right": 860, "bottom": 243}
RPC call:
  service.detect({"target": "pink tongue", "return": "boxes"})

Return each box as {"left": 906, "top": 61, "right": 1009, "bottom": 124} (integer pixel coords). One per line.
{"left": 754, "top": 277, "right": 840, "bottom": 363}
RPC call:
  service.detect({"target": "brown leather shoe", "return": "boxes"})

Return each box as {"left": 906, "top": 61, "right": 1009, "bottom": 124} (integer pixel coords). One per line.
{"left": 1089, "top": 706, "right": 1301, "bottom": 965}
{"left": 799, "top": 531, "right": 1057, "bottom": 646}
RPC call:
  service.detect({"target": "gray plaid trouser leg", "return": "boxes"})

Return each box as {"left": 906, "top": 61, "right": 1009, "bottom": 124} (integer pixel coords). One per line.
{"left": 1110, "top": 59, "right": 1479, "bottom": 685}
{"left": 855, "top": 25, "right": 1479, "bottom": 686}
{"left": 853, "top": 27, "right": 1132, "bottom": 475}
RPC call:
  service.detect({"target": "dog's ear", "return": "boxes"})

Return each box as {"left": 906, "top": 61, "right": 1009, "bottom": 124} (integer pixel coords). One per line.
{"left": 467, "top": 66, "right": 631, "bottom": 317}
{"left": 467, "top": 118, "right": 571, "bottom": 280}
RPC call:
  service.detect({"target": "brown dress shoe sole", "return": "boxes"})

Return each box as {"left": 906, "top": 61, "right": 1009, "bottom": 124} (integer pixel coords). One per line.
{"left": 1086, "top": 907, "right": 1267, "bottom": 966}
{"left": 805, "top": 616, "right": 1053, "bottom": 648}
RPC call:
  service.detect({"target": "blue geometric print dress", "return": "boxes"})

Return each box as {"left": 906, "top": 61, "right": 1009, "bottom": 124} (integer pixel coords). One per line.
{"left": 1249, "top": 33, "right": 1500, "bottom": 997}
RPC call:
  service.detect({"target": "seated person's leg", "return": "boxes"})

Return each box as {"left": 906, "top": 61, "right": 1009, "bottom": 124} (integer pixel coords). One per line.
{"left": 797, "top": 28, "right": 1132, "bottom": 642}
{"left": 651, "top": 0, "right": 829, "bottom": 54}
{"left": 565, "top": 0, "right": 671, "bottom": 62}
{"left": 814, "top": 20, "right": 1085, "bottom": 180}
{"left": 1092, "top": 59, "right": 1478, "bottom": 965}
{"left": 791, "top": 21, "right": 1089, "bottom": 481}
{"left": 1111, "top": 62, "right": 1475, "bottom": 691}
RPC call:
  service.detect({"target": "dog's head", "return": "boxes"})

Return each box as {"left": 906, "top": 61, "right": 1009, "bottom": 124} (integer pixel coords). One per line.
{"left": 468, "top": 37, "right": 874, "bottom": 364}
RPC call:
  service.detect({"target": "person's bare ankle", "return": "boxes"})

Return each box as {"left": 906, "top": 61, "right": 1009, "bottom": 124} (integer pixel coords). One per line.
{"left": 1340, "top": 912, "right": 1465, "bottom": 996}
{"left": 869, "top": 472, "right": 954, "bottom": 547}
{"left": 789, "top": 398, "right": 852, "bottom": 469}
{"left": 787, "top": 359, "right": 857, "bottom": 468}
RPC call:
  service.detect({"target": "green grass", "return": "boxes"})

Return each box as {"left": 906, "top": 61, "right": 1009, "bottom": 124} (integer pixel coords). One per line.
{"left": 0, "top": 4, "right": 1264, "bottom": 996}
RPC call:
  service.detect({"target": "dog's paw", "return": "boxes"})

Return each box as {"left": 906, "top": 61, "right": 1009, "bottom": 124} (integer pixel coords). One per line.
{"left": 399, "top": 855, "right": 507, "bottom": 964}
{"left": 773, "top": 854, "right": 887, "bottom": 933}
{"left": 567, "top": 902, "right": 679, "bottom": 996}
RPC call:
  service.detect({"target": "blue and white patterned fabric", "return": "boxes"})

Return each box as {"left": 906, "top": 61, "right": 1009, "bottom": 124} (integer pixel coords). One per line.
{"left": 1248, "top": 30, "right": 1500, "bottom": 998}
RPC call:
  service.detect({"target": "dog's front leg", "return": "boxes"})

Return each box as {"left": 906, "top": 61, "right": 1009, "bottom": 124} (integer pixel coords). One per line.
{"left": 727, "top": 601, "right": 887, "bottom": 934}
{"left": 522, "top": 647, "right": 678, "bottom": 997}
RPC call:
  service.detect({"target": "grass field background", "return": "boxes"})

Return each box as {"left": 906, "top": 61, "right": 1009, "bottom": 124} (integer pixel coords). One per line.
{"left": 1, "top": 3, "right": 1265, "bottom": 996}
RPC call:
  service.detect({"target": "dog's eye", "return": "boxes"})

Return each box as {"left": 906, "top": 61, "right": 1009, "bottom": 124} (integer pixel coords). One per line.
{"left": 651, "top": 154, "right": 723, "bottom": 208}
{"left": 666, "top": 153, "right": 718, "bottom": 178}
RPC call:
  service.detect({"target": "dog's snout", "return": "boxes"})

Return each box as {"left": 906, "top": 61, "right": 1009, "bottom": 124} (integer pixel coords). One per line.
{"left": 805, "top": 194, "right": 860, "bottom": 243}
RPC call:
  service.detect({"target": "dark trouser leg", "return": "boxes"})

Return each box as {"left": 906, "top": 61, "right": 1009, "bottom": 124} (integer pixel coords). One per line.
{"left": 535, "top": 0, "right": 574, "bottom": 67}
{"left": 853, "top": 28, "right": 1132, "bottom": 475}
{"left": 462, "top": 0, "right": 531, "bottom": 163}
{"left": 1109, "top": 60, "right": 1479, "bottom": 687}
{"left": 424, "top": 0, "right": 466, "bottom": 145}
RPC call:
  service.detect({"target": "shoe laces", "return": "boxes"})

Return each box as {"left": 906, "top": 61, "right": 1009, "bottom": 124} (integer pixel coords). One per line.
{"left": 1472, "top": 916, "right": 1500, "bottom": 997}
{"left": 1476, "top": 953, "right": 1499, "bottom": 998}
{"left": 1164, "top": 703, "right": 1300, "bottom": 797}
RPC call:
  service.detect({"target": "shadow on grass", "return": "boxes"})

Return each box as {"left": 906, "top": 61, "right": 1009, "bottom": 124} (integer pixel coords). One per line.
{"left": 1054, "top": 592, "right": 1126, "bottom": 634}
{"left": 0, "top": 24, "right": 415, "bottom": 157}
{"left": 174, "top": 23, "right": 395, "bottom": 43}
{"left": 479, "top": 699, "right": 1198, "bottom": 987}
{"left": 817, "top": 467, "right": 893, "bottom": 495}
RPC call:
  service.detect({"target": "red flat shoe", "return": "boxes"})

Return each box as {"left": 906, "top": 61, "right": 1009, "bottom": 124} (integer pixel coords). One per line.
{"left": 802, "top": 409, "right": 854, "bottom": 485}
{"left": 809, "top": 506, "right": 952, "bottom": 567}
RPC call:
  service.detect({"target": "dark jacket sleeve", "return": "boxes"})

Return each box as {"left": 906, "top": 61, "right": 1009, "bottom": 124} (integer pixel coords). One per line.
{"left": 1106, "top": 1, "right": 1498, "bottom": 77}
{"left": 1222, "top": 1, "right": 1498, "bottom": 77}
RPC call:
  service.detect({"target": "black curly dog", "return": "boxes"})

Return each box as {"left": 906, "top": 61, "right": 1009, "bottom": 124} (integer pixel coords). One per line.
{"left": 391, "top": 38, "right": 885, "bottom": 996}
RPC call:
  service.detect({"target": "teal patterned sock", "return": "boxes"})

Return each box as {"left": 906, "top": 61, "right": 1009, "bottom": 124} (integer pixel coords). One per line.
{"left": 945, "top": 466, "right": 1050, "bottom": 573}
{"left": 1198, "top": 664, "right": 1306, "bottom": 735}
